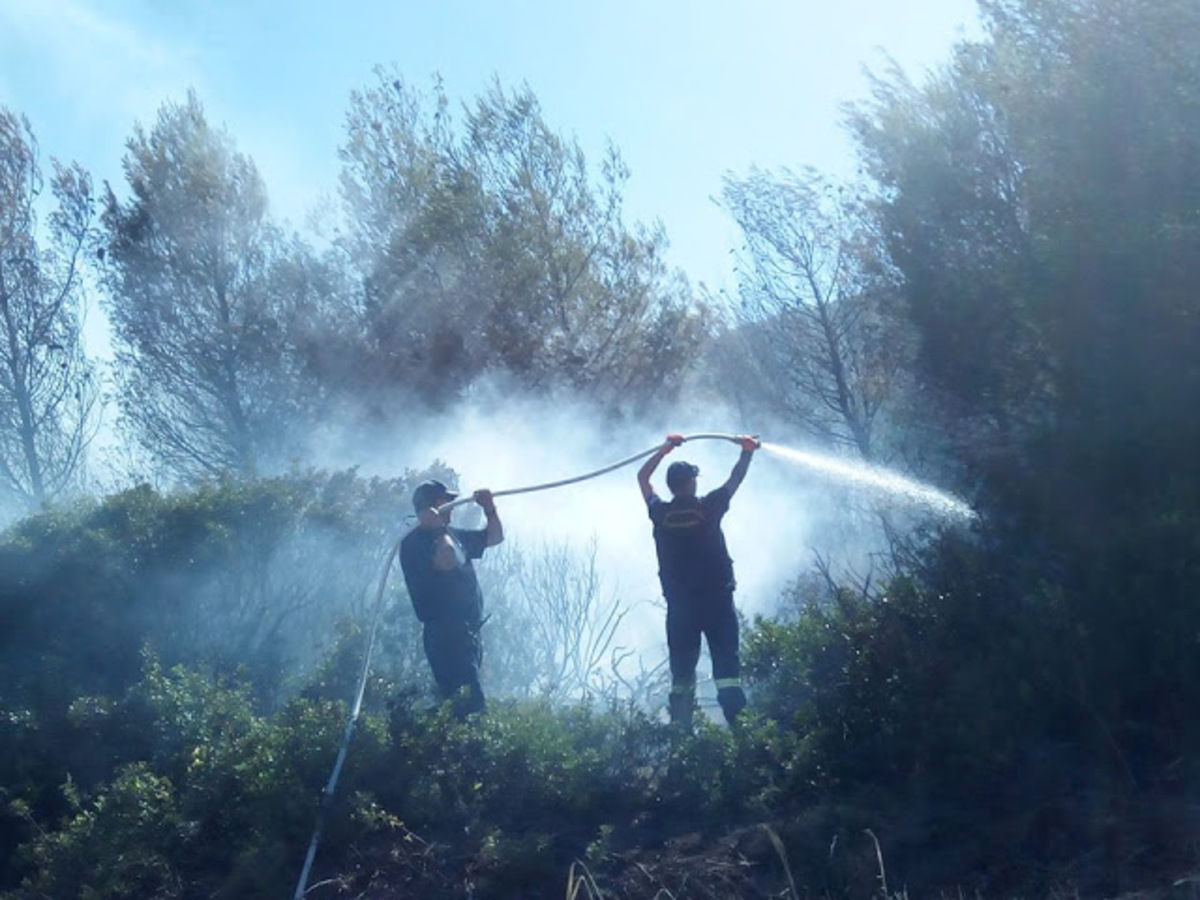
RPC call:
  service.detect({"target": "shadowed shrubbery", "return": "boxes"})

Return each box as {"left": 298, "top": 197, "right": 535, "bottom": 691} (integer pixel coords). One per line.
{"left": 0, "top": 471, "right": 421, "bottom": 888}
{"left": 2, "top": 466, "right": 1200, "bottom": 897}
{"left": 5, "top": 576, "right": 1198, "bottom": 899}
{"left": 0, "top": 471, "right": 418, "bottom": 710}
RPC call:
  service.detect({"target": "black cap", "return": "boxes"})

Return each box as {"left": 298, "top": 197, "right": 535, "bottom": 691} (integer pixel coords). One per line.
{"left": 411, "top": 479, "right": 458, "bottom": 511}
{"left": 666, "top": 460, "right": 700, "bottom": 491}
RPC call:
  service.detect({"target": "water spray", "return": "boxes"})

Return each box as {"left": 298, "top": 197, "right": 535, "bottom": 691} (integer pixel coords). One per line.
{"left": 758, "top": 442, "right": 976, "bottom": 520}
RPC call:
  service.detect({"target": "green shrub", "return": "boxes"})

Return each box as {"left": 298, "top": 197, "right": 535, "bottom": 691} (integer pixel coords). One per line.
{"left": 12, "top": 763, "right": 188, "bottom": 900}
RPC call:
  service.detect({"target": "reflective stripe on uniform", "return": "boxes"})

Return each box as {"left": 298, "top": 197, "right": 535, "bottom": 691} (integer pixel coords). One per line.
{"left": 714, "top": 677, "right": 742, "bottom": 690}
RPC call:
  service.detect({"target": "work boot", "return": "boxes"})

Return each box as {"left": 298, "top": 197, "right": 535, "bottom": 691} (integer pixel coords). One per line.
{"left": 717, "top": 686, "right": 747, "bottom": 724}
{"left": 451, "top": 684, "right": 486, "bottom": 720}
{"left": 668, "top": 690, "right": 695, "bottom": 728}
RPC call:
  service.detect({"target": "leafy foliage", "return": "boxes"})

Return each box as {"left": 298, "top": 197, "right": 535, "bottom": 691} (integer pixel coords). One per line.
{"left": 101, "top": 91, "right": 329, "bottom": 481}
{"left": 331, "top": 72, "right": 709, "bottom": 415}
{"left": 0, "top": 470, "right": 419, "bottom": 714}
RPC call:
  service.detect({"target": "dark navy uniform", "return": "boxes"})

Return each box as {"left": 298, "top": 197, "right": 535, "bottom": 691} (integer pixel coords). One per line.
{"left": 400, "top": 524, "right": 488, "bottom": 716}
{"left": 647, "top": 485, "right": 746, "bottom": 724}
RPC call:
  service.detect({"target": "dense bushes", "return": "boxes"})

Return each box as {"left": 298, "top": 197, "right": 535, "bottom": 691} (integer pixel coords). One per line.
{"left": 741, "top": 523, "right": 1200, "bottom": 895}
{"left": 4, "top": 566, "right": 1196, "bottom": 898}
{"left": 0, "top": 462, "right": 1197, "bottom": 896}
{"left": 0, "top": 471, "right": 423, "bottom": 891}
{"left": 3, "top": 660, "right": 370, "bottom": 898}
{"left": 0, "top": 472, "right": 422, "bottom": 711}
{"left": 3, "top": 468, "right": 1200, "bottom": 896}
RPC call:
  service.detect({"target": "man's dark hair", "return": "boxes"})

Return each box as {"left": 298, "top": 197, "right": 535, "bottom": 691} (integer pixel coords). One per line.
{"left": 666, "top": 461, "right": 700, "bottom": 492}
{"left": 412, "top": 479, "right": 458, "bottom": 510}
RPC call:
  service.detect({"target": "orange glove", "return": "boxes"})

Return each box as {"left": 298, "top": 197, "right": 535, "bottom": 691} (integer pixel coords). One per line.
{"left": 738, "top": 435, "right": 761, "bottom": 452}
{"left": 665, "top": 433, "right": 685, "bottom": 449}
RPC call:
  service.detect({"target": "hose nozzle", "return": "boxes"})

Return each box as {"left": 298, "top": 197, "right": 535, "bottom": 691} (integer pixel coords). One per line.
{"left": 737, "top": 434, "right": 761, "bottom": 452}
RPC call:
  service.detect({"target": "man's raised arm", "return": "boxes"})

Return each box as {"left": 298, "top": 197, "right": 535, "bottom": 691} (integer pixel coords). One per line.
{"left": 638, "top": 434, "right": 684, "bottom": 501}
{"left": 721, "top": 435, "right": 760, "bottom": 498}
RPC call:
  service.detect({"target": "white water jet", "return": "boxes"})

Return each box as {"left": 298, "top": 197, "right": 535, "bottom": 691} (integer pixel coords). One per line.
{"left": 760, "top": 441, "right": 975, "bottom": 520}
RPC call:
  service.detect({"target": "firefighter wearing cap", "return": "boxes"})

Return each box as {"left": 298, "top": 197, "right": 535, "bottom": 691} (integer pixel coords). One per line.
{"left": 400, "top": 479, "right": 503, "bottom": 717}
{"left": 637, "top": 435, "right": 758, "bottom": 727}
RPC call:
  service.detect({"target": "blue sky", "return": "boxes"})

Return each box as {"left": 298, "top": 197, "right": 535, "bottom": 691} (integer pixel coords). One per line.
{"left": 0, "top": 0, "right": 980, "bottom": 294}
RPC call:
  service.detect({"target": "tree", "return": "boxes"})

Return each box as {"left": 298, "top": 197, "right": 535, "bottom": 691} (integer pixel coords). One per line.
{"left": 721, "top": 167, "right": 911, "bottom": 460}
{"left": 981, "top": 0, "right": 1200, "bottom": 458}
{"left": 847, "top": 48, "right": 1042, "bottom": 476}
{"left": 102, "top": 91, "right": 318, "bottom": 481}
{"left": 845, "top": 0, "right": 1200, "bottom": 807}
{"left": 333, "top": 72, "right": 708, "bottom": 414}
{"left": 0, "top": 108, "right": 99, "bottom": 514}
{"left": 848, "top": 0, "right": 1200, "bottom": 512}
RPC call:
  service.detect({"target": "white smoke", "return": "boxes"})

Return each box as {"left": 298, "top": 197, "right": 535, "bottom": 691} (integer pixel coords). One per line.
{"left": 302, "top": 381, "right": 957, "bottom": 693}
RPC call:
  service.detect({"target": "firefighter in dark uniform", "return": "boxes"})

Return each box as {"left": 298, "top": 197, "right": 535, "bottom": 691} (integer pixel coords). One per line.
{"left": 400, "top": 480, "right": 503, "bottom": 717}
{"left": 638, "top": 434, "right": 758, "bottom": 726}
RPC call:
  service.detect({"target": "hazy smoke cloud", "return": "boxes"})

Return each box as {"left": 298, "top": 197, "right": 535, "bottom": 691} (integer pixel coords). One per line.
{"left": 301, "top": 379, "right": 959, "bottom": 689}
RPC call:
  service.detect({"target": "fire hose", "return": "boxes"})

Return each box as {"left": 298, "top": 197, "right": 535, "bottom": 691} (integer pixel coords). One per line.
{"left": 437, "top": 431, "right": 755, "bottom": 511}
{"left": 292, "top": 433, "right": 754, "bottom": 897}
